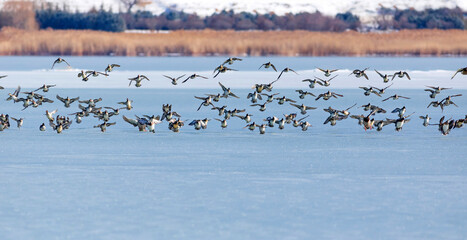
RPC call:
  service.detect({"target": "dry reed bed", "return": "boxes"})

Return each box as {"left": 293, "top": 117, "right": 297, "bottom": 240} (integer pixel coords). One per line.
{"left": 0, "top": 28, "right": 466, "bottom": 56}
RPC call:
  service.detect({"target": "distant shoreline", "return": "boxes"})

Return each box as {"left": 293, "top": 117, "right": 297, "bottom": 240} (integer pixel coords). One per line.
{"left": 0, "top": 28, "right": 466, "bottom": 57}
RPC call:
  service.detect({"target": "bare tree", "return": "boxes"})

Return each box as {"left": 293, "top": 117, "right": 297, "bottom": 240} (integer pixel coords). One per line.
{"left": 120, "top": 0, "right": 151, "bottom": 13}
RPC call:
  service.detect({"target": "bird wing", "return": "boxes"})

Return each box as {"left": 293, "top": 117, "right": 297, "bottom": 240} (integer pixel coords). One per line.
{"left": 56, "top": 95, "right": 65, "bottom": 103}
{"left": 404, "top": 72, "right": 411, "bottom": 80}
{"left": 374, "top": 69, "right": 384, "bottom": 78}
{"left": 277, "top": 70, "right": 285, "bottom": 80}
{"left": 363, "top": 73, "right": 369, "bottom": 80}
{"left": 123, "top": 115, "right": 138, "bottom": 127}
{"left": 218, "top": 82, "right": 227, "bottom": 92}
{"left": 451, "top": 69, "right": 462, "bottom": 79}
{"left": 270, "top": 63, "right": 277, "bottom": 72}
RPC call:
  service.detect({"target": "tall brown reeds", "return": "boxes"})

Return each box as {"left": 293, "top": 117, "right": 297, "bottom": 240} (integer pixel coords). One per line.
{"left": 0, "top": 28, "right": 466, "bottom": 56}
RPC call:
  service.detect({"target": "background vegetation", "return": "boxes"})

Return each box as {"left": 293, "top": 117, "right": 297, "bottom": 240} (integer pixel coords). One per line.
{"left": 0, "top": 28, "right": 465, "bottom": 56}
{"left": 0, "top": 1, "right": 465, "bottom": 32}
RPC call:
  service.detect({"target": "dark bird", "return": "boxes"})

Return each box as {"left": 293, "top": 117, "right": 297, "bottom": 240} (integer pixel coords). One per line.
{"left": 277, "top": 67, "right": 298, "bottom": 80}
{"left": 382, "top": 94, "right": 410, "bottom": 102}
{"left": 451, "top": 67, "right": 467, "bottom": 79}
{"left": 213, "top": 65, "right": 237, "bottom": 78}
{"left": 104, "top": 64, "right": 120, "bottom": 74}
{"left": 316, "top": 67, "right": 338, "bottom": 77}
{"left": 258, "top": 62, "right": 277, "bottom": 72}
{"left": 374, "top": 70, "right": 392, "bottom": 83}
{"left": 223, "top": 57, "right": 242, "bottom": 65}
{"left": 163, "top": 74, "right": 186, "bottom": 85}
{"left": 51, "top": 57, "right": 70, "bottom": 69}
{"left": 391, "top": 71, "right": 411, "bottom": 81}
{"left": 350, "top": 68, "right": 369, "bottom": 80}
{"left": 183, "top": 74, "right": 208, "bottom": 83}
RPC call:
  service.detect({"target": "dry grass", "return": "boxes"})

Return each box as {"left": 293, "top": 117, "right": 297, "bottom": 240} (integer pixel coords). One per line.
{"left": 0, "top": 28, "right": 466, "bottom": 56}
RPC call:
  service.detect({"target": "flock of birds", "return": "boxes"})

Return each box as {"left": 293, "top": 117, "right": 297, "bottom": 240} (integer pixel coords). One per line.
{"left": 0, "top": 57, "right": 466, "bottom": 135}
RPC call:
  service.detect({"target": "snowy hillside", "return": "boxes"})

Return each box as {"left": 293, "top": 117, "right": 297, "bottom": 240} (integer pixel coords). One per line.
{"left": 3, "top": 0, "right": 467, "bottom": 22}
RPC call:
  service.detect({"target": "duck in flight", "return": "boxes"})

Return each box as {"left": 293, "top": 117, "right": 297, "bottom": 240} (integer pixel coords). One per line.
{"left": 258, "top": 62, "right": 277, "bottom": 72}
{"left": 277, "top": 67, "right": 298, "bottom": 80}
{"left": 316, "top": 67, "right": 338, "bottom": 77}
{"left": 391, "top": 71, "right": 411, "bottom": 81}
{"left": 128, "top": 75, "right": 150, "bottom": 87}
{"left": 183, "top": 74, "right": 208, "bottom": 83}
{"left": 163, "top": 74, "right": 186, "bottom": 85}
{"left": 451, "top": 67, "right": 467, "bottom": 79}
{"left": 51, "top": 57, "right": 70, "bottom": 69}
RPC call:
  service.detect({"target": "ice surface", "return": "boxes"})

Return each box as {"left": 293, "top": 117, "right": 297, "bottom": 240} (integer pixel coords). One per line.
{"left": 0, "top": 57, "right": 466, "bottom": 239}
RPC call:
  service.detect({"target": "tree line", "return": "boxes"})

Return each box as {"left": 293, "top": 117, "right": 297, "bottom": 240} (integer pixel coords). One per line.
{"left": 0, "top": 2, "right": 465, "bottom": 32}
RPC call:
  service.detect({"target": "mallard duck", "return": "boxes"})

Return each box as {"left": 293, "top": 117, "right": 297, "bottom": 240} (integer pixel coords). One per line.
{"left": 78, "top": 70, "right": 91, "bottom": 81}
{"left": 386, "top": 113, "right": 413, "bottom": 131}
{"left": 118, "top": 98, "right": 133, "bottom": 110}
{"left": 382, "top": 94, "right": 410, "bottom": 102}
{"left": 79, "top": 98, "right": 102, "bottom": 107}
{"left": 10, "top": 117, "right": 24, "bottom": 129}
{"left": 350, "top": 68, "right": 369, "bottom": 80}
{"left": 264, "top": 116, "right": 279, "bottom": 127}
{"left": 424, "top": 86, "right": 451, "bottom": 99}
{"left": 274, "top": 96, "right": 296, "bottom": 105}
{"left": 163, "top": 74, "right": 186, "bottom": 85}
{"left": 182, "top": 74, "right": 208, "bottom": 83}
{"left": 391, "top": 106, "right": 406, "bottom": 118}
{"left": 440, "top": 94, "right": 462, "bottom": 107}
{"left": 315, "top": 91, "right": 343, "bottom": 101}
{"left": 51, "top": 57, "right": 70, "bottom": 69}
{"left": 195, "top": 95, "right": 215, "bottom": 111}
{"left": 94, "top": 122, "right": 116, "bottom": 132}
{"left": 214, "top": 118, "right": 228, "bottom": 129}
{"left": 250, "top": 102, "right": 269, "bottom": 112}
{"left": 315, "top": 75, "right": 338, "bottom": 87}
{"left": 391, "top": 71, "right": 411, "bottom": 81}
{"left": 427, "top": 100, "right": 444, "bottom": 111}
{"left": 34, "top": 84, "right": 56, "bottom": 93}
{"left": 419, "top": 115, "right": 431, "bottom": 127}
{"left": 277, "top": 67, "right": 298, "bottom": 80}
{"left": 295, "top": 90, "right": 316, "bottom": 99}
{"left": 213, "top": 65, "right": 237, "bottom": 78}
{"left": 104, "top": 64, "right": 120, "bottom": 74}
{"left": 218, "top": 82, "right": 239, "bottom": 98}
{"left": 247, "top": 91, "right": 262, "bottom": 103}
{"left": 302, "top": 78, "right": 323, "bottom": 89}
{"left": 6, "top": 86, "right": 21, "bottom": 102}
{"left": 370, "top": 83, "right": 393, "bottom": 95}
{"left": 290, "top": 103, "right": 316, "bottom": 115}
{"left": 56, "top": 95, "right": 79, "bottom": 108}
{"left": 374, "top": 70, "right": 392, "bottom": 83}
{"left": 258, "top": 62, "right": 277, "bottom": 71}
{"left": 211, "top": 105, "right": 227, "bottom": 116}
{"left": 244, "top": 122, "right": 257, "bottom": 131}
{"left": 223, "top": 57, "right": 242, "bottom": 65}
{"left": 359, "top": 86, "right": 381, "bottom": 97}
{"left": 85, "top": 70, "right": 108, "bottom": 77}
{"left": 45, "top": 109, "right": 58, "bottom": 121}
{"left": 261, "top": 93, "right": 279, "bottom": 103}
{"left": 128, "top": 75, "right": 150, "bottom": 87}
{"left": 316, "top": 67, "right": 338, "bottom": 77}
{"left": 235, "top": 113, "right": 253, "bottom": 123}
{"left": 451, "top": 67, "right": 467, "bottom": 79}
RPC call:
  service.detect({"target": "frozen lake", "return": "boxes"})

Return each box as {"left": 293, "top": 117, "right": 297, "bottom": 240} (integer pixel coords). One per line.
{"left": 0, "top": 56, "right": 466, "bottom": 239}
